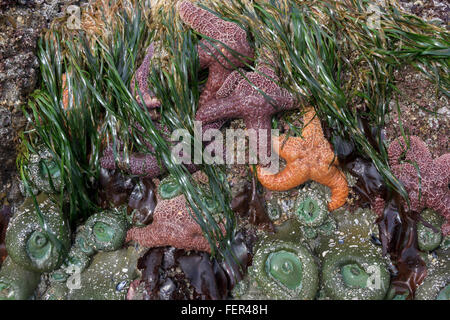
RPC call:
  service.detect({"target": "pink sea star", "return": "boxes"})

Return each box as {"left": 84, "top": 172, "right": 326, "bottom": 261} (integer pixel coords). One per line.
{"left": 111, "top": 1, "right": 258, "bottom": 176}
{"left": 100, "top": 122, "right": 171, "bottom": 178}
{"left": 99, "top": 120, "right": 222, "bottom": 178}
{"left": 373, "top": 135, "right": 450, "bottom": 235}
{"left": 100, "top": 146, "right": 165, "bottom": 178}
{"left": 126, "top": 172, "right": 225, "bottom": 252}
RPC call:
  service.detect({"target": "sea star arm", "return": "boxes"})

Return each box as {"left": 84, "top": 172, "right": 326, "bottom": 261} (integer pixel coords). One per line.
{"left": 195, "top": 95, "right": 253, "bottom": 123}
{"left": 177, "top": 1, "right": 252, "bottom": 66}
{"left": 255, "top": 107, "right": 349, "bottom": 211}
{"left": 178, "top": 1, "right": 254, "bottom": 108}
{"left": 272, "top": 135, "right": 309, "bottom": 161}
{"left": 126, "top": 190, "right": 225, "bottom": 253}
{"left": 311, "top": 165, "right": 349, "bottom": 211}
{"left": 216, "top": 69, "right": 245, "bottom": 98}
{"left": 100, "top": 147, "right": 165, "bottom": 178}
{"left": 270, "top": 94, "right": 296, "bottom": 111}
{"left": 130, "top": 43, "right": 161, "bottom": 109}
{"left": 425, "top": 153, "right": 450, "bottom": 235}
{"left": 256, "top": 160, "right": 310, "bottom": 191}
{"left": 178, "top": 1, "right": 227, "bottom": 40}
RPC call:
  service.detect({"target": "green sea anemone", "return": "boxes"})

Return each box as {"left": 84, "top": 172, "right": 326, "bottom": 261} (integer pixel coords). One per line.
{"left": 265, "top": 199, "right": 281, "bottom": 221}
{"left": 249, "top": 238, "right": 319, "bottom": 300}
{"left": 295, "top": 196, "right": 328, "bottom": 227}
{"left": 436, "top": 285, "right": 450, "bottom": 300}
{"left": 20, "top": 146, "right": 64, "bottom": 195}
{"left": 158, "top": 175, "right": 182, "bottom": 199}
{"left": 5, "top": 194, "right": 70, "bottom": 272}
{"left": 84, "top": 209, "right": 128, "bottom": 252}
{"left": 321, "top": 245, "right": 390, "bottom": 300}
{"left": 74, "top": 227, "right": 96, "bottom": 256}
{"left": 0, "top": 257, "right": 41, "bottom": 300}
{"left": 291, "top": 184, "right": 336, "bottom": 244}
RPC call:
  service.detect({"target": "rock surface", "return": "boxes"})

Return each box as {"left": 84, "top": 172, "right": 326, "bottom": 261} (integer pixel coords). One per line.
{"left": 0, "top": 1, "right": 70, "bottom": 207}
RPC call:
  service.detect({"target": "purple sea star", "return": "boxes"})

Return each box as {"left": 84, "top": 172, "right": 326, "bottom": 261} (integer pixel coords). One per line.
{"left": 130, "top": 43, "right": 161, "bottom": 111}
{"left": 99, "top": 120, "right": 221, "bottom": 178}
{"left": 424, "top": 153, "right": 450, "bottom": 234}
{"left": 388, "top": 135, "right": 432, "bottom": 212}
{"left": 177, "top": 0, "right": 254, "bottom": 107}
{"left": 100, "top": 146, "right": 165, "bottom": 178}
{"left": 373, "top": 135, "right": 450, "bottom": 235}
{"left": 195, "top": 53, "right": 297, "bottom": 158}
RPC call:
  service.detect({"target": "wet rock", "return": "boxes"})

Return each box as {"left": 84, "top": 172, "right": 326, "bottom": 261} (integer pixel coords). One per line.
{"left": 386, "top": 66, "right": 450, "bottom": 159}
{"left": 0, "top": 1, "right": 69, "bottom": 208}
{"left": 41, "top": 246, "right": 140, "bottom": 300}
{"left": 0, "top": 107, "right": 16, "bottom": 197}
{"left": 0, "top": 256, "right": 41, "bottom": 300}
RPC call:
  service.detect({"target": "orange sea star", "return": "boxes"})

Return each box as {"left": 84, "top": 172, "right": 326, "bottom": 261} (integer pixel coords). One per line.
{"left": 256, "top": 107, "right": 349, "bottom": 211}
